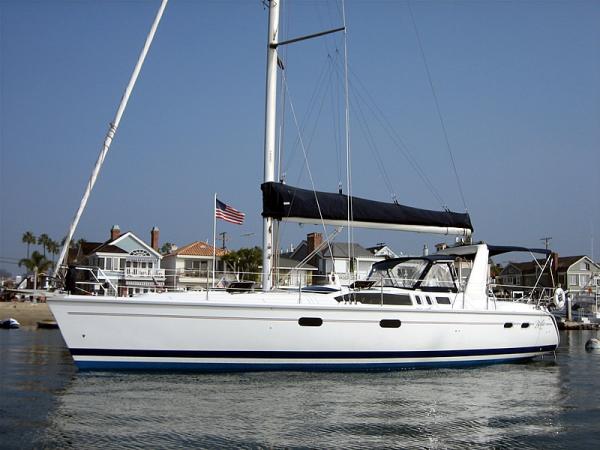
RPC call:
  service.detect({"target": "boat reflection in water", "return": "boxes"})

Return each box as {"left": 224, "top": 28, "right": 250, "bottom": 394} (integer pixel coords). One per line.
{"left": 44, "top": 357, "right": 565, "bottom": 448}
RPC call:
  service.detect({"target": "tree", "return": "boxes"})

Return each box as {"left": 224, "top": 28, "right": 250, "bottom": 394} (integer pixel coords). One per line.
{"left": 160, "top": 242, "right": 175, "bottom": 255}
{"left": 38, "top": 233, "right": 50, "bottom": 258}
{"left": 22, "top": 231, "right": 36, "bottom": 259}
{"left": 490, "top": 263, "right": 503, "bottom": 279}
{"left": 47, "top": 239, "right": 60, "bottom": 266}
{"left": 221, "top": 246, "right": 262, "bottom": 281}
{"left": 19, "top": 251, "right": 53, "bottom": 285}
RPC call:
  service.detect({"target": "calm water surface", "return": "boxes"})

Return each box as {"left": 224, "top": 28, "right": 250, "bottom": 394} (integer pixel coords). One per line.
{"left": 1, "top": 329, "right": 599, "bottom": 449}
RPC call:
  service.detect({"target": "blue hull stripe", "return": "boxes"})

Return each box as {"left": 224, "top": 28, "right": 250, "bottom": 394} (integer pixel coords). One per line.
{"left": 74, "top": 356, "right": 538, "bottom": 372}
{"left": 71, "top": 345, "right": 556, "bottom": 359}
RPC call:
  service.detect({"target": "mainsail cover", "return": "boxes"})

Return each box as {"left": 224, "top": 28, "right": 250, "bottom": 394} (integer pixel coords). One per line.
{"left": 262, "top": 182, "right": 473, "bottom": 234}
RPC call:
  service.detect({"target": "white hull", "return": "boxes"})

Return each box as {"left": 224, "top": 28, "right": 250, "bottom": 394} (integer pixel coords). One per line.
{"left": 48, "top": 291, "right": 559, "bottom": 371}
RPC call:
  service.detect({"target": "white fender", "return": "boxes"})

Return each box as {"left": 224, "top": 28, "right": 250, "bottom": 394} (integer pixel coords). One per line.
{"left": 553, "top": 288, "right": 566, "bottom": 309}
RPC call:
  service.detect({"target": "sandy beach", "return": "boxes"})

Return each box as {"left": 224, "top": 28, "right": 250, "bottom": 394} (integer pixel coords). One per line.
{"left": 0, "top": 302, "right": 55, "bottom": 327}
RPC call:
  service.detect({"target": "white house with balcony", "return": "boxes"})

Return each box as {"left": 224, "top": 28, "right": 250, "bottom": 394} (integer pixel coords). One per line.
{"left": 71, "top": 225, "right": 165, "bottom": 296}
{"left": 161, "top": 241, "right": 228, "bottom": 291}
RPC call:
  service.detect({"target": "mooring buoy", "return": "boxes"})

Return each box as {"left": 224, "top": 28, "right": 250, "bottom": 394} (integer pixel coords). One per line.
{"left": 585, "top": 338, "right": 600, "bottom": 351}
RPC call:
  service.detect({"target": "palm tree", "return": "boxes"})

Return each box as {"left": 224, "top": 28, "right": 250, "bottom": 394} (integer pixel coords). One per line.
{"left": 38, "top": 233, "right": 50, "bottom": 258}
{"left": 19, "top": 251, "right": 53, "bottom": 286}
{"left": 221, "top": 247, "right": 262, "bottom": 281}
{"left": 22, "top": 231, "right": 36, "bottom": 259}
{"left": 47, "top": 239, "right": 60, "bottom": 266}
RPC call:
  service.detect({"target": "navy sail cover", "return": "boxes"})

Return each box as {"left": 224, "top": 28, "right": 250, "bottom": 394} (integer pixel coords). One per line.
{"left": 261, "top": 182, "right": 473, "bottom": 231}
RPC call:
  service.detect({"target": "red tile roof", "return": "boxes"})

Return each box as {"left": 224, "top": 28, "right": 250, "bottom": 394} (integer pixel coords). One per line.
{"left": 166, "top": 241, "right": 227, "bottom": 257}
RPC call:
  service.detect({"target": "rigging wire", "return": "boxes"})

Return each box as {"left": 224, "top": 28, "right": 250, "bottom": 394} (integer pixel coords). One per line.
{"left": 346, "top": 65, "right": 449, "bottom": 210}
{"left": 329, "top": 51, "right": 344, "bottom": 188}
{"left": 407, "top": 1, "right": 468, "bottom": 212}
{"left": 281, "top": 53, "right": 335, "bottom": 178}
{"left": 281, "top": 72, "right": 336, "bottom": 264}
{"left": 348, "top": 89, "right": 397, "bottom": 200}
{"left": 341, "top": 0, "right": 355, "bottom": 274}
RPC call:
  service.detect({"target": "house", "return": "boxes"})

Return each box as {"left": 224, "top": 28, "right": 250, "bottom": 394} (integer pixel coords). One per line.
{"left": 556, "top": 256, "right": 600, "bottom": 296}
{"left": 285, "top": 232, "right": 384, "bottom": 284}
{"left": 366, "top": 243, "right": 398, "bottom": 259}
{"left": 497, "top": 255, "right": 600, "bottom": 297}
{"left": 161, "top": 241, "right": 227, "bottom": 291}
{"left": 273, "top": 255, "right": 317, "bottom": 287}
{"left": 70, "top": 225, "right": 165, "bottom": 296}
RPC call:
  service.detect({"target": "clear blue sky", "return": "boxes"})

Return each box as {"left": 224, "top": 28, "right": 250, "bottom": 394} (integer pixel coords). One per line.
{"left": 1, "top": 0, "right": 599, "bottom": 274}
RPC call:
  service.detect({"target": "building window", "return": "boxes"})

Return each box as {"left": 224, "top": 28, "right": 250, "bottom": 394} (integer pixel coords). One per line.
{"left": 580, "top": 274, "right": 590, "bottom": 287}
{"left": 570, "top": 274, "right": 578, "bottom": 286}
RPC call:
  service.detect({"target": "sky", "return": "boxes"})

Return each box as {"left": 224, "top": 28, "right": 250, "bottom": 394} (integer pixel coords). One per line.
{"left": 1, "top": 0, "right": 599, "bottom": 275}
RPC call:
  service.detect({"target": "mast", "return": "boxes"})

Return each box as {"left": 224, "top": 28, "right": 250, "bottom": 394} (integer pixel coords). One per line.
{"left": 262, "top": 0, "right": 280, "bottom": 292}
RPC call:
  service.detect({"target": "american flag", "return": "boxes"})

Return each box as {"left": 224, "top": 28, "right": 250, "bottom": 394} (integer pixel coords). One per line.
{"left": 215, "top": 199, "right": 245, "bottom": 225}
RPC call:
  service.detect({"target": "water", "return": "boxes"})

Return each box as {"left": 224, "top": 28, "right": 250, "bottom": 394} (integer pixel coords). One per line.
{"left": 1, "top": 329, "right": 599, "bottom": 449}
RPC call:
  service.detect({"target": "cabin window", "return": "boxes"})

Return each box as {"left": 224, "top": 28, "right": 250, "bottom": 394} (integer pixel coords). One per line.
{"left": 415, "top": 296, "right": 422, "bottom": 305}
{"left": 436, "top": 296, "right": 451, "bottom": 305}
{"left": 379, "top": 319, "right": 401, "bottom": 328}
{"left": 335, "top": 293, "right": 412, "bottom": 305}
{"left": 425, "top": 296, "right": 432, "bottom": 305}
{"left": 504, "top": 323, "right": 513, "bottom": 328}
{"left": 521, "top": 323, "right": 530, "bottom": 328}
{"left": 299, "top": 317, "right": 323, "bottom": 327}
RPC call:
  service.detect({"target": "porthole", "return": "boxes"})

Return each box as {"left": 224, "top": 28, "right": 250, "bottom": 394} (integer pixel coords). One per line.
{"left": 379, "top": 319, "right": 401, "bottom": 328}
{"left": 298, "top": 317, "right": 323, "bottom": 327}
{"left": 521, "top": 323, "right": 530, "bottom": 329}
{"left": 504, "top": 322, "right": 513, "bottom": 328}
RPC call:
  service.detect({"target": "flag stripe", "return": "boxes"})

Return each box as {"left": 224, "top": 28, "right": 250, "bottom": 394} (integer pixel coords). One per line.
{"left": 216, "top": 199, "right": 245, "bottom": 225}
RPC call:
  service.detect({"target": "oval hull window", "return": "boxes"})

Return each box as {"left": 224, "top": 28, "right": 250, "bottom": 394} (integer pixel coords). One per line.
{"left": 298, "top": 317, "right": 323, "bottom": 327}
{"left": 380, "top": 319, "right": 401, "bottom": 328}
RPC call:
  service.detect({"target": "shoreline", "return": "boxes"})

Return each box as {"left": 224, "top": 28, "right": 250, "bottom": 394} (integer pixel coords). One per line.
{"left": 0, "top": 301, "right": 55, "bottom": 327}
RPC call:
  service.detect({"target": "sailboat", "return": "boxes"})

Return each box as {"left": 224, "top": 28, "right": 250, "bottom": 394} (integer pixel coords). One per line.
{"left": 47, "top": 0, "right": 559, "bottom": 371}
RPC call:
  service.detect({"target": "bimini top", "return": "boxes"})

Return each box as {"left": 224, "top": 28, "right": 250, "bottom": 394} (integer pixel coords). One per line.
{"left": 261, "top": 182, "right": 473, "bottom": 236}
{"left": 437, "top": 244, "right": 552, "bottom": 258}
{"left": 486, "top": 245, "right": 552, "bottom": 257}
{"left": 371, "top": 255, "right": 455, "bottom": 272}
